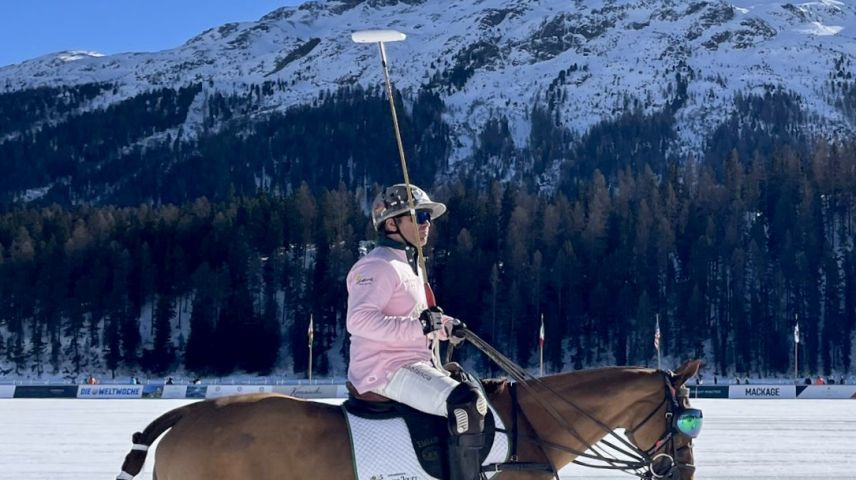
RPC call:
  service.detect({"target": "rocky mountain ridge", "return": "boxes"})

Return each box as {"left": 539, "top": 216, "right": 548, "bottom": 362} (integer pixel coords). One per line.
{"left": 0, "top": 0, "right": 854, "bottom": 203}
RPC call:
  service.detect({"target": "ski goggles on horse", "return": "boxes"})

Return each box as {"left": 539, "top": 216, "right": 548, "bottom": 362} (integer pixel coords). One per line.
{"left": 672, "top": 408, "right": 703, "bottom": 438}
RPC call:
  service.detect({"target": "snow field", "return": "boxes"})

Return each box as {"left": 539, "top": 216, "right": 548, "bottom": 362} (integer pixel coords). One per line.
{"left": 1, "top": 398, "right": 854, "bottom": 479}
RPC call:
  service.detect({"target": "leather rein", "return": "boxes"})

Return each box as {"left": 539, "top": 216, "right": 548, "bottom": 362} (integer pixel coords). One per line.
{"left": 462, "top": 328, "right": 689, "bottom": 479}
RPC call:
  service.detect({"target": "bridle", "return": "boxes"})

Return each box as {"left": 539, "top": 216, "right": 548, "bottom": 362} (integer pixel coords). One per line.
{"left": 486, "top": 370, "right": 698, "bottom": 479}
{"left": 461, "top": 328, "right": 700, "bottom": 479}
{"left": 624, "top": 375, "right": 697, "bottom": 479}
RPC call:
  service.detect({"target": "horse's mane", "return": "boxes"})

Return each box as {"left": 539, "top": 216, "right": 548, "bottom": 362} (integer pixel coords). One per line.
{"left": 481, "top": 378, "right": 510, "bottom": 399}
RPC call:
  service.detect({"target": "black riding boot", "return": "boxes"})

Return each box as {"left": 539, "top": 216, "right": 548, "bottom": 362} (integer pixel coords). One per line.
{"left": 447, "top": 432, "right": 485, "bottom": 480}
{"left": 446, "top": 383, "right": 487, "bottom": 480}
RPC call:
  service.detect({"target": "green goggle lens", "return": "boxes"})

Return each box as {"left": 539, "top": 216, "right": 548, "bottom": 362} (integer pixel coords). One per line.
{"left": 675, "top": 409, "right": 703, "bottom": 438}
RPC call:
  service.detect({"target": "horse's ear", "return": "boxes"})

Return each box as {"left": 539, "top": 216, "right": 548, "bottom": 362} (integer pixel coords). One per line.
{"left": 480, "top": 378, "right": 508, "bottom": 398}
{"left": 670, "top": 359, "right": 701, "bottom": 387}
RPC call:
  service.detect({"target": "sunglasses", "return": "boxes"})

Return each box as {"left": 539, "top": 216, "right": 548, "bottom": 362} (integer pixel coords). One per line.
{"left": 395, "top": 210, "right": 432, "bottom": 224}
{"left": 415, "top": 210, "right": 432, "bottom": 224}
{"left": 673, "top": 408, "right": 703, "bottom": 438}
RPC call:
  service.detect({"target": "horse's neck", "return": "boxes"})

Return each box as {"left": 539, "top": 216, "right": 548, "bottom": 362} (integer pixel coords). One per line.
{"left": 537, "top": 367, "right": 658, "bottom": 426}
{"left": 495, "top": 368, "right": 659, "bottom": 473}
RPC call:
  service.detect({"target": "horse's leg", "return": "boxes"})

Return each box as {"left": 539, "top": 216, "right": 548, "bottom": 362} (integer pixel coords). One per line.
{"left": 154, "top": 396, "right": 355, "bottom": 480}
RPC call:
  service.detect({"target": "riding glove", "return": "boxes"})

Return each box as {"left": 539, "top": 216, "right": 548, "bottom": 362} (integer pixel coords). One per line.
{"left": 420, "top": 306, "right": 445, "bottom": 335}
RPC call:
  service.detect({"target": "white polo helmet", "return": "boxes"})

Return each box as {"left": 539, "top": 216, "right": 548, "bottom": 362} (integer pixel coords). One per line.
{"left": 371, "top": 184, "right": 447, "bottom": 231}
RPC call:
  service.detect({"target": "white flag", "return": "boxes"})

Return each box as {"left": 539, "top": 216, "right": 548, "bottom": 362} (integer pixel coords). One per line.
{"left": 794, "top": 322, "right": 799, "bottom": 344}
{"left": 654, "top": 315, "right": 661, "bottom": 352}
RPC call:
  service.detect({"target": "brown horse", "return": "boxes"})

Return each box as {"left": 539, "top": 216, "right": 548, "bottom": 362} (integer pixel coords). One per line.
{"left": 117, "top": 359, "right": 701, "bottom": 479}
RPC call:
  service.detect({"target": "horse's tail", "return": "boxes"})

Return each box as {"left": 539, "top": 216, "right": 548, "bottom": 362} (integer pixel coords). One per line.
{"left": 115, "top": 403, "right": 197, "bottom": 479}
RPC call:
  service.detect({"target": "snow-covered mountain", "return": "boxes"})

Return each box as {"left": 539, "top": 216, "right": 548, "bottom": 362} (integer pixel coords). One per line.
{"left": 1, "top": 0, "right": 855, "bottom": 203}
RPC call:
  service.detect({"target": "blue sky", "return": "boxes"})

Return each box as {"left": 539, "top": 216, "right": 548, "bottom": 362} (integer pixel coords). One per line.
{"left": 0, "top": 1, "right": 303, "bottom": 67}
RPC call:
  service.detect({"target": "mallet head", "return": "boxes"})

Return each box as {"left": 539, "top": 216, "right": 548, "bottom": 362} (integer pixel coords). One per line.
{"left": 352, "top": 29, "right": 406, "bottom": 44}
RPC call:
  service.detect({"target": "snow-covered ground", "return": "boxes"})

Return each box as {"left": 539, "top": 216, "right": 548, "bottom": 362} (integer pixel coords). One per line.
{"left": 0, "top": 399, "right": 853, "bottom": 479}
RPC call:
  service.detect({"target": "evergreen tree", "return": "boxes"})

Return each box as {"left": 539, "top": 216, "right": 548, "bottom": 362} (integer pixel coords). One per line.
{"left": 185, "top": 263, "right": 220, "bottom": 374}
{"left": 144, "top": 293, "right": 176, "bottom": 374}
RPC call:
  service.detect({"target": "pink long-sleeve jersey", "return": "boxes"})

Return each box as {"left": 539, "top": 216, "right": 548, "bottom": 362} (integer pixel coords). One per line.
{"left": 346, "top": 245, "right": 430, "bottom": 393}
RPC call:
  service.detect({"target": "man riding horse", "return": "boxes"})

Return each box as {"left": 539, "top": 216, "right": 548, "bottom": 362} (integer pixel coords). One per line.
{"left": 115, "top": 185, "right": 705, "bottom": 480}
{"left": 346, "top": 184, "right": 485, "bottom": 480}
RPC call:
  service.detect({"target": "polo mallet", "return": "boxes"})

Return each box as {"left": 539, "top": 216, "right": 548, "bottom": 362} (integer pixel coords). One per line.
{"left": 351, "top": 29, "right": 432, "bottom": 295}
{"left": 352, "top": 29, "right": 445, "bottom": 366}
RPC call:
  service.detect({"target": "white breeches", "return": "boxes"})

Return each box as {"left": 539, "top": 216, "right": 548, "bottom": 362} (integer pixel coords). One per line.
{"left": 376, "top": 361, "right": 460, "bottom": 417}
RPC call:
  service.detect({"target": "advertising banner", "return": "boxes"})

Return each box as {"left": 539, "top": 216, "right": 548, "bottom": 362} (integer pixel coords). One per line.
{"left": 142, "top": 384, "right": 164, "bottom": 398}
{"left": 273, "top": 384, "right": 341, "bottom": 399}
{"left": 160, "top": 385, "right": 189, "bottom": 399}
{"left": 796, "top": 385, "right": 856, "bottom": 399}
{"left": 185, "top": 385, "right": 208, "bottom": 398}
{"left": 139, "top": 384, "right": 188, "bottom": 399}
{"left": 205, "top": 385, "right": 273, "bottom": 399}
{"left": 0, "top": 385, "right": 15, "bottom": 398}
{"left": 14, "top": 385, "right": 79, "bottom": 398}
{"left": 77, "top": 385, "right": 143, "bottom": 399}
{"left": 688, "top": 385, "right": 729, "bottom": 398}
{"left": 729, "top": 385, "right": 796, "bottom": 399}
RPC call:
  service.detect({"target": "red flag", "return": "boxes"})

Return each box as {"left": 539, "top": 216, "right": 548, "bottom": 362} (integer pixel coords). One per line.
{"left": 539, "top": 314, "right": 545, "bottom": 350}
{"left": 308, "top": 315, "right": 314, "bottom": 348}
{"left": 654, "top": 315, "right": 661, "bottom": 352}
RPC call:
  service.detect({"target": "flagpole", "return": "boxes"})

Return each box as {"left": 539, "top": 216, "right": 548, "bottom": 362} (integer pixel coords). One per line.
{"left": 794, "top": 337, "right": 797, "bottom": 382}
{"left": 794, "top": 314, "right": 799, "bottom": 383}
{"left": 539, "top": 314, "right": 544, "bottom": 377}
{"left": 308, "top": 314, "right": 314, "bottom": 383}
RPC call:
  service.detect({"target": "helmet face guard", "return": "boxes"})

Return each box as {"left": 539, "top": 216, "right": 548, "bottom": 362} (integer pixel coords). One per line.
{"left": 371, "top": 184, "right": 446, "bottom": 231}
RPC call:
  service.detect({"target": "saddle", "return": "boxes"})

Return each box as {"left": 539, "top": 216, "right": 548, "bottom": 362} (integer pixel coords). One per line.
{"left": 341, "top": 367, "right": 507, "bottom": 480}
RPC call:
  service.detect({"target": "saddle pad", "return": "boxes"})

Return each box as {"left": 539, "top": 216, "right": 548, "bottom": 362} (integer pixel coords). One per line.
{"left": 344, "top": 407, "right": 509, "bottom": 480}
